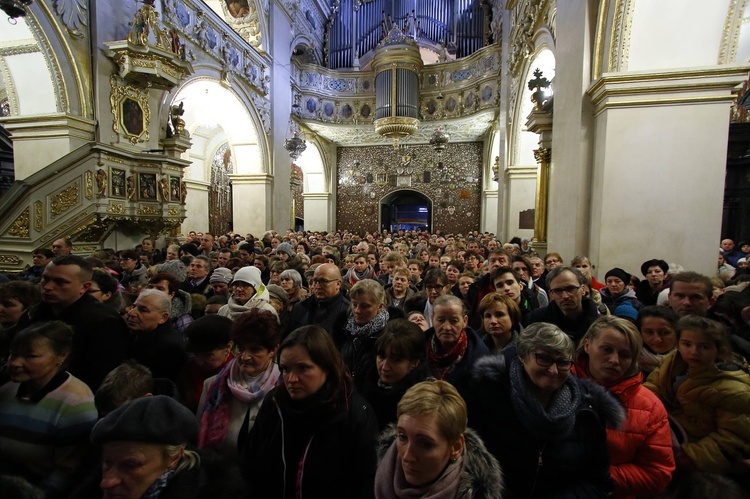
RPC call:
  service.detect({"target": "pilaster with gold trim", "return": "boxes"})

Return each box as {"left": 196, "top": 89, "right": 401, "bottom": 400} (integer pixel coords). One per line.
{"left": 525, "top": 108, "right": 553, "bottom": 245}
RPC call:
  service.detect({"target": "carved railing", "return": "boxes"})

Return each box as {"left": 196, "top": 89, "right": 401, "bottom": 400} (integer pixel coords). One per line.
{"left": 0, "top": 139, "right": 190, "bottom": 271}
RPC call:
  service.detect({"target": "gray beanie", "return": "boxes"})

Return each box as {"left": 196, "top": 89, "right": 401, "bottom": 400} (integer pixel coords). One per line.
{"left": 275, "top": 242, "right": 295, "bottom": 257}
{"left": 266, "top": 284, "right": 289, "bottom": 306}
{"left": 209, "top": 267, "right": 233, "bottom": 284}
{"left": 158, "top": 260, "right": 187, "bottom": 283}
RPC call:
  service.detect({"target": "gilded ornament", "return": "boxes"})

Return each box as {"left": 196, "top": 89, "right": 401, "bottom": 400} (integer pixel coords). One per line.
{"left": 168, "top": 207, "right": 179, "bottom": 216}
{"left": 533, "top": 147, "right": 551, "bottom": 163}
{"left": 107, "top": 203, "right": 125, "bottom": 214}
{"left": 109, "top": 75, "right": 150, "bottom": 145}
{"left": 34, "top": 201, "right": 43, "bottom": 232}
{"left": 53, "top": 0, "right": 88, "bottom": 38}
{"left": 8, "top": 208, "right": 30, "bottom": 238}
{"left": 138, "top": 205, "right": 161, "bottom": 216}
{"left": 0, "top": 255, "right": 22, "bottom": 265}
{"left": 84, "top": 170, "right": 94, "bottom": 200}
{"left": 50, "top": 184, "right": 80, "bottom": 217}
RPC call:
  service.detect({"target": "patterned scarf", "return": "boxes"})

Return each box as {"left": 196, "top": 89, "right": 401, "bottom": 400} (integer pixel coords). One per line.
{"left": 508, "top": 356, "right": 581, "bottom": 441}
{"left": 198, "top": 357, "right": 280, "bottom": 448}
{"left": 427, "top": 330, "right": 468, "bottom": 380}
{"left": 346, "top": 308, "right": 389, "bottom": 337}
{"left": 142, "top": 466, "right": 176, "bottom": 499}
{"left": 347, "top": 266, "right": 375, "bottom": 285}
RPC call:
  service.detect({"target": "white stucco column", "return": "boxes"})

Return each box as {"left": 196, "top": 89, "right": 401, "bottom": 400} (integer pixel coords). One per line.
{"left": 481, "top": 190, "right": 498, "bottom": 234}
{"left": 587, "top": 66, "right": 749, "bottom": 275}
{"left": 302, "top": 192, "right": 332, "bottom": 231}
{"left": 504, "top": 166, "right": 537, "bottom": 241}
{"left": 183, "top": 178, "right": 210, "bottom": 233}
{"left": 230, "top": 173, "right": 273, "bottom": 235}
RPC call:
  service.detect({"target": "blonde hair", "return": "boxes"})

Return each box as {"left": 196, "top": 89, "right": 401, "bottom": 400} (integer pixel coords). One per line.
{"left": 164, "top": 445, "right": 200, "bottom": 474}
{"left": 349, "top": 279, "right": 387, "bottom": 307}
{"left": 397, "top": 380, "right": 467, "bottom": 445}
{"left": 576, "top": 316, "right": 643, "bottom": 379}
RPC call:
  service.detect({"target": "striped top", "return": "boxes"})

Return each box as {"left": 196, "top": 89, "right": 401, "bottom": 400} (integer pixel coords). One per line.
{"left": 0, "top": 372, "right": 98, "bottom": 496}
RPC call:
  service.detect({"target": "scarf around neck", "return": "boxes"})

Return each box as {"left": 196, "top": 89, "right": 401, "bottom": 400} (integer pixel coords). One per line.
{"left": 375, "top": 439, "right": 464, "bottom": 499}
{"left": 347, "top": 308, "right": 389, "bottom": 337}
{"left": 427, "top": 330, "right": 468, "bottom": 380}
{"left": 198, "top": 357, "right": 280, "bottom": 448}
{"left": 509, "top": 356, "right": 581, "bottom": 441}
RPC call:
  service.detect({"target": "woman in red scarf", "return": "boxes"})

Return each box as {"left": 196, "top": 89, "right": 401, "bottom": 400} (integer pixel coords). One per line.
{"left": 573, "top": 316, "right": 674, "bottom": 499}
{"left": 197, "top": 308, "right": 280, "bottom": 453}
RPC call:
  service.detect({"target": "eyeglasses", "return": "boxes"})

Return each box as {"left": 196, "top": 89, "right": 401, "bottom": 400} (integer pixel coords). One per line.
{"left": 232, "top": 282, "right": 253, "bottom": 288}
{"left": 532, "top": 352, "right": 573, "bottom": 371}
{"left": 545, "top": 259, "right": 560, "bottom": 265}
{"left": 425, "top": 285, "right": 445, "bottom": 292}
{"left": 548, "top": 285, "right": 581, "bottom": 296}
{"left": 310, "top": 278, "right": 338, "bottom": 286}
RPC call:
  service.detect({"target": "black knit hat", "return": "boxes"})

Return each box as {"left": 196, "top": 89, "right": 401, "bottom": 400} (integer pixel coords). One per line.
{"left": 185, "top": 315, "right": 233, "bottom": 353}
{"left": 605, "top": 267, "right": 631, "bottom": 284}
{"left": 90, "top": 395, "right": 198, "bottom": 446}
{"left": 639, "top": 259, "right": 669, "bottom": 277}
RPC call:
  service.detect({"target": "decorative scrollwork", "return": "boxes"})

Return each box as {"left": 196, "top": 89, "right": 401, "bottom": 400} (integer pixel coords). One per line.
{"left": 138, "top": 205, "right": 161, "bottom": 215}
{"left": 34, "top": 201, "right": 43, "bottom": 232}
{"left": 50, "top": 184, "right": 80, "bottom": 217}
{"left": 107, "top": 203, "right": 125, "bottom": 214}
{"left": 53, "top": 0, "right": 88, "bottom": 38}
{"left": 84, "top": 170, "right": 94, "bottom": 200}
{"left": 8, "top": 208, "right": 30, "bottom": 238}
{"left": 533, "top": 147, "right": 551, "bottom": 164}
{"left": 0, "top": 255, "right": 22, "bottom": 265}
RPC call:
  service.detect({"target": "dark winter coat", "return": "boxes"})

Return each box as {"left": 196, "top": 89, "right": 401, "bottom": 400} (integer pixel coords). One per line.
{"left": 241, "top": 386, "right": 378, "bottom": 499}
{"left": 376, "top": 426, "right": 504, "bottom": 499}
{"left": 526, "top": 298, "right": 601, "bottom": 343}
{"left": 425, "top": 326, "right": 489, "bottom": 398}
{"left": 129, "top": 320, "right": 188, "bottom": 383}
{"left": 467, "top": 349, "right": 625, "bottom": 499}
{"left": 360, "top": 362, "right": 431, "bottom": 431}
{"left": 285, "top": 292, "right": 350, "bottom": 336}
{"left": 465, "top": 274, "right": 495, "bottom": 330}
{"left": 23, "top": 294, "right": 130, "bottom": 391}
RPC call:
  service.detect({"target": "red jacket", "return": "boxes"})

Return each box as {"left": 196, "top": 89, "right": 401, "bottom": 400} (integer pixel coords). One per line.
{"left": 573, "top": 362, "right": 675, "bottom": 499}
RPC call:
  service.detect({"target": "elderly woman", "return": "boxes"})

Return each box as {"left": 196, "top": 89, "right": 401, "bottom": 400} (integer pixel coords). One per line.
{"left": 218, "top": 266, "right": 278, "bottom": 321}
{"left": 478, "top": 292, "right": 522, "bottom": 352}
{"left": 242, "top": 325, "right": 378, "bottom": 498}
{"left": 197, "top": 309, "right": 279, "bottom": 452}
{"left": 360, "top": 319, "right": 429, "bottom": 430}
{"left": 278, "top": 269, "right": 308, "bottom": 311}
{"left": 375, "top": 380, "right": 504, "bottom": 498}
{"left": 333, "top": 279, "right": 394, "bottom": 389}
{"left": 468, "top": 322, "right": 625, "bottom": 498}
{"left": 385, "top": 267, "right": 414, "bottom": 310}
{"left": 90, "top": 395, "right": 244, "bottom": 499}
{"left": 574, "top": 316, "right": 675, "bottom": 499}
{"left": 425, "top": 295, "right": 488, "bottom": 397}
{"left": 0, "top": 321, "right": 98, "bottom": 497}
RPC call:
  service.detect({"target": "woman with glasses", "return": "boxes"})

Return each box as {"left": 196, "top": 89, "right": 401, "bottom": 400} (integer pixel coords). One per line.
{"left": 468, "top": 322, "right": 625, "bottom": 498}
{"left": 405, "top": 268, "right": 449, "bottom": 329}
{"left": 88, "top": 269, "right": 123, "bottom": 312}
{"left": 573, "top": 316, "right": 674, "bottom": 499}
{"left": 197, "top": 309, "right": 279, "bottom": 453}
{"left": 241, "top": 325, "right": 378, "bottom": 498}
{"left": 218, "top": 266, "right": 278, "bottom": 321}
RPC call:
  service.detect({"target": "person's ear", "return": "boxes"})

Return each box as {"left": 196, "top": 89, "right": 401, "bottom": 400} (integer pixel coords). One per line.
{"left": 451, "top": 434, "right": 465, "bottom": 461}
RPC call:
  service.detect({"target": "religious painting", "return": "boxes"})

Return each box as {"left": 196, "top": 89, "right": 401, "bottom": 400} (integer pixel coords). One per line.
{"left": 376, "top": 173, "right": 387, "bottom": 185}
{"left": 170, "top": 176, "right": 181, "bottom": 202}
{"left": 122, "top": 98, "right": 144, "bottom": 136}
{"left": 138, "top": 173, "right": 157, "bottom": 200}
{"left": 225, "top": 0, "right": 249, "bottom": 18}
{"left": 110, "top": 75, "right": 150, "bottom": 144}
{"left": 110, "top": 168, "right": 126, "bottom": 198}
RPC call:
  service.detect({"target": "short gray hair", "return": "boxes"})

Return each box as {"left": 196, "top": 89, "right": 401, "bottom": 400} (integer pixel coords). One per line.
{"left": 432, "top": 294, "right": 466, "bottom": 315}
{"left": 516, "top": 322, "right": 575, "bottom": 359}
{"left": 279, "top": 269, "right": 302, "bottom": 289}
{"left": 546, "top": 266, "right": 586, "bottom": 288}
{"left": 137, "top": 289, "right": 171, "bottom": 317}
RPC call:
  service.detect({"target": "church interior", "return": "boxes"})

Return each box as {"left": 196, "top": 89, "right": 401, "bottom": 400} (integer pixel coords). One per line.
{"left": 0, "top": 0, "right": 748, "bottom": 277}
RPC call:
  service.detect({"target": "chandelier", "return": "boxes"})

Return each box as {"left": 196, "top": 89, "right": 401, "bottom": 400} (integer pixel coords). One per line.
{"left": 284, "top": 130, "right": 307, "bottom": 160}
{"left": 1, "top": 0, "right": 32, "bottom": 20}
{"left": 429, "top": 127, "right": 450, "bottom": 153}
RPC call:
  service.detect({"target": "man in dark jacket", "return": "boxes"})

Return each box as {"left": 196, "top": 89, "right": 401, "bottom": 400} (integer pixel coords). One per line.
{"left": 465, "top": 249, "right": 512, "bottom": 330}
{"left": 22, "top": 255, "right": 129, "bottom": 390}
{"left": 126, "top": 289, "right": 188, "bottom": 383}
{"left": 285, "top": 263, "right": 349, "bottom": 336}
{"left": 527, "top": 266, "right": 600, "bottom": 343}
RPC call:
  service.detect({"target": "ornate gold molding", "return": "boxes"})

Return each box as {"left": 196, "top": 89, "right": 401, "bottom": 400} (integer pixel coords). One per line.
{"left": 109, "top": 75, "right": 150, "bottom": 145}
{"left": 608, "top": 0, "right": 627, "bottom": 72}
{"left": 168, "top": 206, "right": 180, "bottom": 216}
{"left": 34, "top": 201, "right": 44, "bottom": 232}
{"left": 84, "top": 170, "right": 94, "bottom": 199}
{"left": 106, "top": 203, "right": 125, "bottom": 214}
{"left": 50, "top": 184, "right": 80, "bottom": 217}
{"left": 719, "top": 0, "right": 747, "bottom": 64}
{"left": 138, "top": 205, "right": 161, "bottom": 215}
{"left": 8, "top": 208, "right": 30, "bottom": 238}
{"left": 0, "top": 255, "right": 22, "bottom": 266}
{"left": 533, "top": 147, "right": 551, "bottom": 163}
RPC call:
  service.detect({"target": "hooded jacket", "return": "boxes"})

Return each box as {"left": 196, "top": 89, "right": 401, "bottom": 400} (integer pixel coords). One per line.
{"left": 644, "top": 350, "right": 750, "bottom": 473}
{"left": 171, "top": 289, "right": 193, "bottom": 337}
{"left": 599, "top": 287, "right": 643, "bottom": 314}
{"left": 467, "top": 349, "right": 626, "bottom": 499}
{"left": 573, "top": 360, "right": 674, "bottom": 499}
{"left": 375, "top": 426, "right": 504, "bottom": 499}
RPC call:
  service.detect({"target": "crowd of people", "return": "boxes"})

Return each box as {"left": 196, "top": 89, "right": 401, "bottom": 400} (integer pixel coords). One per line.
{"left": 0, "top": 228, "right": 750, "bottom": 498}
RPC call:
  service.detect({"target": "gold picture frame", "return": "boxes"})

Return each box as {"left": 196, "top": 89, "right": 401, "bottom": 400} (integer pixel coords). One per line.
{"left": 110, "top": 75, "right": 150, "bottom": 145}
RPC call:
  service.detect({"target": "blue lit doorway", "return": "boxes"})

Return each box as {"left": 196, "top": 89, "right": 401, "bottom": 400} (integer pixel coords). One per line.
{"left": 379, "top": 189, "right": 432, "bottom": 233}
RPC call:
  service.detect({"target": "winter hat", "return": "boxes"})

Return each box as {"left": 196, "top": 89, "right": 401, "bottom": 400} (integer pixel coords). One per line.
{"left": 232, "top": 266, "right": 269, "bottom": 301}
{"left": 275, "top": 242, "right": 295, "bottom": 257}
{"left": 266, "top": 284, "right": 289, "bottom": 307}
{"left": 605, "top": 267, "right": 631, "bottom": 284}
{"left": 90, "top": 395, "right": 198, "bottom": 446}
{"left": 209, "top": 267, "right": 233, "bottom": 284}
{"left": 186, "top": 315, "right": 233, "bottom": 353}
{"left": 639, "top": 259, "right": 669, "bottom": 277}
{"left": 158, "top": 260, "right": 187, "bottom": 283}
{"left": 614, "top": 302, "right": 638, "bottom": 322}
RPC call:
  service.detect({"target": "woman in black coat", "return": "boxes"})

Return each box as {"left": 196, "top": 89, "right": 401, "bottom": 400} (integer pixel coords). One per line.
{"left": 466, "top": 322, "right": 625, "bottom": 498}
{"left": 241, "top": 325, "right": 378, "bottom": 499}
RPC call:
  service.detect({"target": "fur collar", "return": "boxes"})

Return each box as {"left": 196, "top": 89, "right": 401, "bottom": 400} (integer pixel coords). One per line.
{"left": 377, "top": 425, "right": 504, "bottom": 499}
{"left": 473, "top": 351, "right": 626, "bottom": 429}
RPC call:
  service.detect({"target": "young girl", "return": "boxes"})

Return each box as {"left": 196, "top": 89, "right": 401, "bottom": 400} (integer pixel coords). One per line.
{"left": 645, "top": 315, "right": 750, "bottom": 473}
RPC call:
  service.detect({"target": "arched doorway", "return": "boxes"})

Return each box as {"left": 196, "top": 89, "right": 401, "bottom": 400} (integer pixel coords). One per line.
{"left": 380, "top": 190, "right": 432, "bottom": 232}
